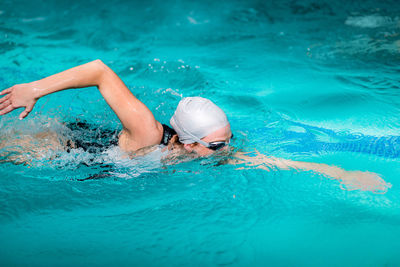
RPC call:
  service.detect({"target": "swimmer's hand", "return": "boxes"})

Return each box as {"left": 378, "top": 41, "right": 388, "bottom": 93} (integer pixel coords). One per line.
{"left": 0, "top": 83, "right": 38, "bottom": 119}
{"left": 339, "top": 170, "right": 391, "bottom": 193}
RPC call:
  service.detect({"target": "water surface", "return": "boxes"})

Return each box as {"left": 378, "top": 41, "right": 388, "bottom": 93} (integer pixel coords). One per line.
{"left": 1, "top": 0, "right": 400, "bottom": 266}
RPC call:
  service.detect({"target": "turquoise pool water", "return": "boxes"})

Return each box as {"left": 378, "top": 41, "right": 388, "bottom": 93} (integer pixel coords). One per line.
{"left": 1, "top": 0, "right": 400, "bottom": 265}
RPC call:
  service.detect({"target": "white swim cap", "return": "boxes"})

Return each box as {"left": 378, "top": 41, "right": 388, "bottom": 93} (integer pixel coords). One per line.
{"left": 170, "top": 97, "right": 229, "bottom": 144}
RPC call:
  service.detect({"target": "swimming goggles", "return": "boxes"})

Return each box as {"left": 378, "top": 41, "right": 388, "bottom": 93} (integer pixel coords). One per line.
{"left": 201, "top": 134, "right": 234, "bottom": 151}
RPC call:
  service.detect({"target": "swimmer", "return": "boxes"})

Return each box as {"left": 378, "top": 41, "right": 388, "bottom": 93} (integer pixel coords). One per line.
{"left": 0, "top": 60, "right": 392, "bottom": 192}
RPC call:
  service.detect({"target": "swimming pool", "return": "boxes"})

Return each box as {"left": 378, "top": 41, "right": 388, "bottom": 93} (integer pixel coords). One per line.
{"left": 1, "top": 0, "right": 400, "bottom": 265}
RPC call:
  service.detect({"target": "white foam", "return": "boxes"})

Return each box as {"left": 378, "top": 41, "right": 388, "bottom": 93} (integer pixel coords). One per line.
{"left": 21, "top": 17, "right": 46, "bottom": 23}
{"left": 345, "top": 15, "right": 396, "bottom": 28}
{"left": 187, "top": 16, "right": 209, "bottom": 25}
{"left": 99, "top": 145, "right": 169, "bottom": 178}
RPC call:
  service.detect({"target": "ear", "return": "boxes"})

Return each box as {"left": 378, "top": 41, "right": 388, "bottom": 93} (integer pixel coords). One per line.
{"left": 168, "top": 135, "right": 179, "bottom": 150}
{"left": 183, "top": 143, "right": 195, "bottom": 152}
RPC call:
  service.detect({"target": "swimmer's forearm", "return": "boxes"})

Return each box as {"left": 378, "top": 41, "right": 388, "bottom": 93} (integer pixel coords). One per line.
{"left": 279, "top": 158, "right": 345, "bottom": 177}
{"left": 235, "top": 153, "right": 344, "bottom": 176}
{"left": 31, "top": 60, "right": 105, "bottom": 98}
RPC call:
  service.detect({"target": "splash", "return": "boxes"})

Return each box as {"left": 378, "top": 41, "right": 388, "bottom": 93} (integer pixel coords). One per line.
{"left": 345, "top": 15, "right": 398, "bottom": 28}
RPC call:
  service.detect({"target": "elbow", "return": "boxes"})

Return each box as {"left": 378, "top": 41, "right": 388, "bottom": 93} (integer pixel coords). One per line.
{"left": 93, "top": 59, "right": 108, "bottom": 72}
{"left": 93, "top": 59, "right": 105, "bottom": 67}
{"left": 92, "top": 59, "right": 109, "bottom": 86}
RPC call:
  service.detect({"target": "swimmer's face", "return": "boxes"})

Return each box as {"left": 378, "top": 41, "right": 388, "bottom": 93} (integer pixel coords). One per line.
{"left": 183, "top": 124, "right": 232, "bottom": 156}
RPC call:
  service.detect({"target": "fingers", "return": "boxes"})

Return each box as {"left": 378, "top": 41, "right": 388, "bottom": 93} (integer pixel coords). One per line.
{"left": 0, "top": 87, "right": 12, "bottom": 96}
{"left": 0, "top": 91, "right": 12, "bottom": 114}
{"left": 0, "top": 94, "right": 10, "bottom": 104}
{"left": 0, "top": 105, "right": 14, "bottom": 116}
{"left": 0, "top": 103, "right": 32, "bottom": 119}
{"left": 19, "top": 108, "right": 31, "bottom": 120}
{"left": 0, "top": 99, "right": 10, "bottom": 110}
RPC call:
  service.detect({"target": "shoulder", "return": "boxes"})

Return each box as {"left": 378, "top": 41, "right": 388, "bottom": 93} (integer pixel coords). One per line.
{"left": 118, "top": 121, "right": 163, "bottom": 152}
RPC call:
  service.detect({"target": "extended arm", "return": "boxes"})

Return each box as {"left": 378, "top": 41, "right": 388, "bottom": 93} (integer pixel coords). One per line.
{"left": 232, "top": 151, "right": 391, "bottom": 193}
{"left": 0, "top": 60, "right": 163, "bottom": 150}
